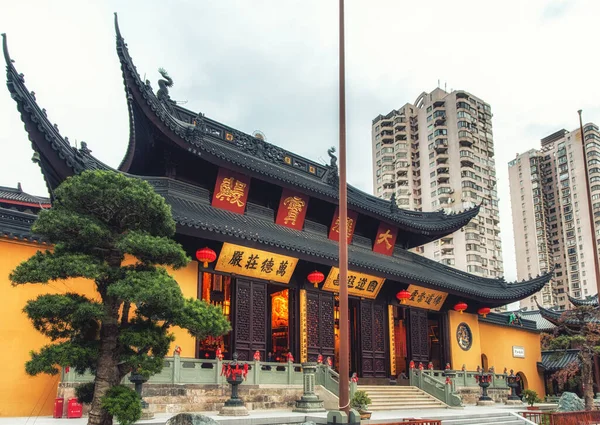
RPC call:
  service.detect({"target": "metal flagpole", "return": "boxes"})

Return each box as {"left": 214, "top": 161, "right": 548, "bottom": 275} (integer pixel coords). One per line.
{"left": 338, "top": 0, "right": 350, "bottom": 415}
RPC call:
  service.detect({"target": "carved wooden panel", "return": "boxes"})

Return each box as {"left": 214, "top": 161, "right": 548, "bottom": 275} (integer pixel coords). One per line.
{"left": 408, "top": 308, "right": 429, "bottom": 363}
{"left": 234, "top": 279, "right": 267, "bottom": 361}
{"left": 306, "top": 291, "right": 335, "bottom": 362}
{"left": 360, "top": 300, "right": 387, "bottom": 378}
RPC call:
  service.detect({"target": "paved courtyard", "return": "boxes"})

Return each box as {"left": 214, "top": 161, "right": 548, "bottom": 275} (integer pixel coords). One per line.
{"left": 0, "top": 404, "right": 537, "bottom": 425}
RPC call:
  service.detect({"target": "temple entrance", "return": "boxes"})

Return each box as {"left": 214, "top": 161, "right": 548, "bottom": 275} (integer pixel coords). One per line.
{"left": 197, "top": 272, "right": 232, "bottom": 359}
{"left": 268, "top": 287, "right": 293, "bottom": 362}
{"left": 393, "top": 306, "right": 408, "bottom": 378}
{"left": 406, "top": 307, "right": 447, "bottom": 368}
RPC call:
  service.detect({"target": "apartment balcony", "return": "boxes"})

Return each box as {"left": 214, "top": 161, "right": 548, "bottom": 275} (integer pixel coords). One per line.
{"left": 461, "top": 158, "right": 475, "bottom": 168}
{"left": 434, "top": 139, "right": 448, "bottom": 152}
{"left": 436, "top": 166, "right": 450, "bottom": 177}
{"left": 380, "top": 121, "right": 392, "bottom": 128}
{"left": 459, "top": 139, "right": 474, "bottom": 148}
{"left": 434, "top": 115, "right": 446, "bottom": 126}
{"left": 395, "top": 161, "right": 410, "bottom": 171}
{"left": 393, "top": 116, "right": 407, "bottom": 125}
{"left": 436, "top": 152, "right": 449, "bottom": 163}
{"left": 395, "top": 133, "right": 408, "bottom": 142}
{"left": 437, "top": 175, "right": 450, "bottom": 184}
{"left": 433, "top": 100, "right": 445, "bottom": 108}
{"left": 440, "top": 237, "right": 454, "bottom": 248}
{"left": 394, "top": 124, "right": 407, "bottom": 133}
{"left": 456, "top": 91, "right": 469, "bottom": 99}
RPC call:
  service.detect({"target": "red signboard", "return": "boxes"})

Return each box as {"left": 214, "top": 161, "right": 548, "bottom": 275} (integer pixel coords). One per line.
{"left": 373, "top": 222, "right": 398, "bottom": 256}
{"left": 275, "top": 189, "right": 310, "bottom": 230}
{"left": 211, "top": 168, "right": 251, "bottom": 214}
{"left": 328, "top": 207, "right": 358, "bottom": 243}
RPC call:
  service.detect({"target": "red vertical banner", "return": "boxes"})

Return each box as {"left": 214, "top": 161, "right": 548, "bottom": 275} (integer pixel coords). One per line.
{"left": 211, "top": 168, "right": 251, "bottom": 214}
{"left": 373, "top": 222, "right": 398, "bottom": 256}
{"left": 328, "top": 207, "right": 358, "bottom": 243}
{"left": 275, "top": 189, "right": 310, "bottom": 230}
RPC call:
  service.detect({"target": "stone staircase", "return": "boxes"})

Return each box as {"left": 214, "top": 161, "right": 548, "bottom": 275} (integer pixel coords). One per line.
{"left": 358, "top": 385, "right": 447, "bottom": 411}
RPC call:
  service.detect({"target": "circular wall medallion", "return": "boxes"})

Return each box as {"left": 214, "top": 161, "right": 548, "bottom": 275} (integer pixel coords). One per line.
{"left": 456, "top": 322, "right": 472, "bottom": 351}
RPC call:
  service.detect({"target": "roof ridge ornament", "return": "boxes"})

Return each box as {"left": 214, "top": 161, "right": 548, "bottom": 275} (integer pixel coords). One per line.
{"left": 323, "top": 146, "right": 339, "bottom": 186}
{"left": 157, "top": 67, "right": 175, "bottom": 113}
{"left": 390, "top": 192, "right": 398, "bottom": 214}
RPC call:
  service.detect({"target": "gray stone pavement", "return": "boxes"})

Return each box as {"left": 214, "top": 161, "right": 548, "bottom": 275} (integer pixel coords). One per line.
{"left": 0, "top": 404, "right": 537, "bottom": 425}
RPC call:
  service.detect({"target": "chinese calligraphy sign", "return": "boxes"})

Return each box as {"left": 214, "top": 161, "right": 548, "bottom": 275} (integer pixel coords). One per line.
{"left": 321, "top": 267, "right": 385, "bottom": 299}
{"left": 215, "top": 242, "right": 298, "bottom": 283}
{"left": 402, "top": 285, "right": 448, "bottom": 311}
{"left": 373, "top": 223, "right": 398, "bottom": 256}
{"left": 275, "top": 189, "right": 309, "bottom": 230}
{"left": 211, "top": 168, "right": 251, "bottom": 214}
{"left": 328, "top": 208, "right": 358, "bottom": 243}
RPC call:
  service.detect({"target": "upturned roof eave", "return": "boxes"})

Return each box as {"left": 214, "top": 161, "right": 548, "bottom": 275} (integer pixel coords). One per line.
{"left": 111, "top": 15, "right": 479, "bottom": 245}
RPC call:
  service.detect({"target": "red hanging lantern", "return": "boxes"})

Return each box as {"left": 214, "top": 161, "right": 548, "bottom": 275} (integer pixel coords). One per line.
{"left": 196, "top": 247, "right": 217, "bottom": 268}
{"left": 396, "top": 289, "right": 411, "bottom": 304}
{"left": 478, "top": 307, "right": 491, "bottom": 318}
{"left": 307, "top": 270, "right": 325, "bottom": 288}
{"left": 454, "top": 302, "right": 468, "bottom": 314}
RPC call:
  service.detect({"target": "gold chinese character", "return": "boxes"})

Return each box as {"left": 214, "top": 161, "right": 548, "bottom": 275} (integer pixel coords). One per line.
{"left": 216, "top": 177, "right": 247, "bottom": 207}
{"left": 376, "top": 229, "right": 393, "bottom": 249}
{"left": 332, "top": 217, "right": 354, "bottom": 235}
{"left": 283, "top": 196, "right": 306, "bottom": 225}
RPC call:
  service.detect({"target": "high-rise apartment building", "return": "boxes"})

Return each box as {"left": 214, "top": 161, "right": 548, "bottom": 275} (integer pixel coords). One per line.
{"left": 371, "top": 88, "right": 503, "bottom": 279}
{"left": 509, "top": 124, "right": 600, "bottom": 311}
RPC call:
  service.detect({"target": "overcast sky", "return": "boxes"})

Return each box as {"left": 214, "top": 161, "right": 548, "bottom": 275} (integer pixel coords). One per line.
{"left": 1, "top": 0, "right": 599, "bottom": 283}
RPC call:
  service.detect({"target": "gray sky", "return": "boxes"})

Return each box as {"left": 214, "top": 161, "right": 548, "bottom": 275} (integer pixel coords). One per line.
{"left": 1, "top": 0, "right": 599, "bottom": 283}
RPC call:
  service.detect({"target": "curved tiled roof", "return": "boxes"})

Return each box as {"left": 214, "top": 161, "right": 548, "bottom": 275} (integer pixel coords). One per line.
{"left": 0, "top": 185, "right": 50, "bottom": 208}
{"left": 541, "top": 349, "right": 580, "bottom": 372}
{"left": 0, "top": 207, "right": 44, "bottom": 243}
{"left": 568, "top": 294, "right": 598, "bottom": 307}
{"left": 145, "top": 177, "right": 551, "bottom": 305}
{"left": 112, "top": 15, "right": 480, "bottom": 243}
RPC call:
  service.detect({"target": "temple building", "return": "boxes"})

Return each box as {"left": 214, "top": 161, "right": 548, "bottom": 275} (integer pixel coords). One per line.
{"left": 1, "top": 17, "right": 552, "bottom": 416}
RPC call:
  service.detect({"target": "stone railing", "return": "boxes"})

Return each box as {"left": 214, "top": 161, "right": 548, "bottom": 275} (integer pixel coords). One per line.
{"left": 452, "top": 369, "right": 509, "bottom": 389}
{"left": 314, "top": 364, "right": 342, "bottom": 397}
{"left": 409, "top": 369, "right": 462, "bottom": 407}
{"left": 61, "top": 355, "right": 305, "bottom": 386}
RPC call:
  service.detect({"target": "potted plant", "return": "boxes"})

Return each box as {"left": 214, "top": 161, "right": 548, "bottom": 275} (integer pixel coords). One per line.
{"left": 350, "top": 390, "right": 372, "bottom": 420}
{"left": 522, "top": 389, "right": 541, "bottom": 410}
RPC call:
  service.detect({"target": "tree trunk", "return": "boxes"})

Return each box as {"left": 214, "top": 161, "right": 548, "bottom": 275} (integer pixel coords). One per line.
{"left": 583, "top": 353, "right": 595, "bottom": 411}
{"left": 88, "top": 300, "right": 120, "bottom": 425}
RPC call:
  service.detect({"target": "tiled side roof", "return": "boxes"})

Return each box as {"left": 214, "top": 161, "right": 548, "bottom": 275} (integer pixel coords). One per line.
{"left": 541, "top": 349, "right": 580, "bottom": 372}
{"left": 0, "top": 185, "right": 50, "bottom": 208}
{"left": 0, "top": 207, "right": 43, "bottom": 242}
{"left": 568, "top": 294, "right": 598, "bottom": 307}
{"left": 518, "top": 310, "right": 556, "bottom": 331}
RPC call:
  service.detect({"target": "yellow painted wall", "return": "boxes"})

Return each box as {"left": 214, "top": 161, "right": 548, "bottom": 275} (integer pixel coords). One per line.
{"left": 0, "top": 238, "right": 201, "bottom": 417}
{"left": 0, "top": 239, "right": 99, "bottom": 417}
{"left": 448, "top": 311, "right": 482, "bottom": 370}
{"left": 168, "top": 260, "right": 199, "bottom": 357}
{"left": 479, "top": 322, "right": 544, "bottom": 395}
{"left": 448, "top": 310, "right": 544, "bottom": 395}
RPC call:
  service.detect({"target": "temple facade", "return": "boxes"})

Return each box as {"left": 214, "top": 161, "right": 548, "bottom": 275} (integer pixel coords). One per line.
{"left": 1, "top": 17, "right": 551, "bottom": 416}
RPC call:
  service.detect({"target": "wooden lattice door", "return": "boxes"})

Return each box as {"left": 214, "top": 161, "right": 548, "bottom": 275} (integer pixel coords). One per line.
{"left": 233, "top": 279, "right": 267, "bottom": 361}
{"left": 306, "top": 291, "right": 335, "bottom": 362}
{"left": 408, "top": 308, "right": 429, "bottom": 363}
{"left": 359, "top": 300, "right": 388, "bottom": 378}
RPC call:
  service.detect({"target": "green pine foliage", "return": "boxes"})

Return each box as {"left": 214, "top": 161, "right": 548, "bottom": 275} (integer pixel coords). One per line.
{"left": 100, "top": 385, "right": 141, "bottom": 425}
{"left": 10, "top": 170, "right": 231, "bottom": 425}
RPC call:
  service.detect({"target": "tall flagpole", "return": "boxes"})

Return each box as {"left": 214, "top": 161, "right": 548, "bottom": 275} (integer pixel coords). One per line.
{"left": 338, "top": 0, "right": 350, "bottom": 415}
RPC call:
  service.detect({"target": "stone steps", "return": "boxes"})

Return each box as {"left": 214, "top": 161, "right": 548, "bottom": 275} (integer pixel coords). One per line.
{"left": 434, "top": 413, "right": 527, "bottom": 424}
{"left": 357, "top": 385, "right": 447, "bottom": 411}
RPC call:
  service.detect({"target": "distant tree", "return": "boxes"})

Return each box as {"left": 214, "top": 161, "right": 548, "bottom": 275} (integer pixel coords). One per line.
{"left": 10, "top": 171, "right": 231, "bottom": 425}
{"left": 547, "top": 305, "right": 600, "bottom": 410}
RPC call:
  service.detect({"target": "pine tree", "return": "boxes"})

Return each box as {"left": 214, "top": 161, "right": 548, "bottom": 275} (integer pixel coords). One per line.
{"left": 10, "top": 171, "right": 231, "bottom": 425}
{"left": 548, "top": 305, "right": 600, "bottom": 410}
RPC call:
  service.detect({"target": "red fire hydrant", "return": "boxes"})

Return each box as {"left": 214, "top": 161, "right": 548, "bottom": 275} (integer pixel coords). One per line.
{"left": 53, "top": 398, "right": 64, "bottom": 418}
{"left": 67, "top": 398, "right": 83, "bottom": 419}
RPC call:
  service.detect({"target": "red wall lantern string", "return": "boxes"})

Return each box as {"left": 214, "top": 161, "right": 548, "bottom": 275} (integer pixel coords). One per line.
{"left": 196, "top": 247, "right": 217, "bottom": 268}
{"left": 454, "top": 302, "right": 468, "bottom": 314}
{"left": 307, "top": 270, "right": 325, "bottom": 288}
{"left": 478, "top": 307, "right": 491, "bottom": 318}
{"left": 396, "top": 289, "right": 411, "bottom": 304}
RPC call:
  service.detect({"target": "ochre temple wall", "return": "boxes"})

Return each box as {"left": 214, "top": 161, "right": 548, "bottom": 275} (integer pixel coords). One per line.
{"left": 0, "top": 238, "right": 200, "bottom": 417}
{"left": 0, "top": 238, "right": 98, "bottom": 416}
{"left": 448, "top": 310, "right": 544, "bottom": 396}
{"left": 479, "top": 321, "right": 544, "bottom": 395}
{"left": 448, "top": 311, "right": 482, "bottom": 370}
